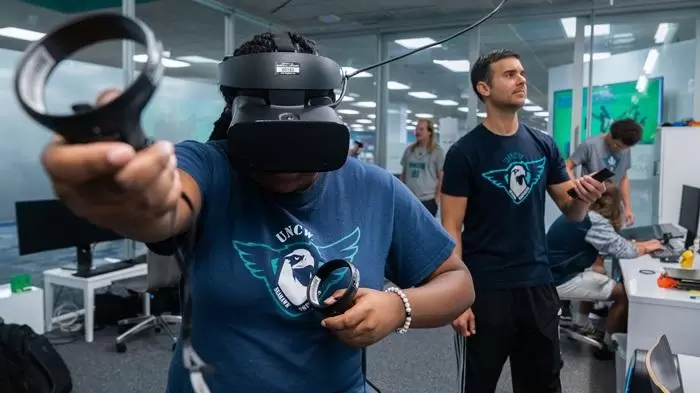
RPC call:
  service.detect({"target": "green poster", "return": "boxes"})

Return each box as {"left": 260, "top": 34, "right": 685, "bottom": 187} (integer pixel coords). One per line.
{"left": 552, "top": 77, "right": 663, "bottom": 156}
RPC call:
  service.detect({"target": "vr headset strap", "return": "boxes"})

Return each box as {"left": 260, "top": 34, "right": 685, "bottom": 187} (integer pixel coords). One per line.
{"left": 273, "top": 32, "right": 297, "bottom": 52}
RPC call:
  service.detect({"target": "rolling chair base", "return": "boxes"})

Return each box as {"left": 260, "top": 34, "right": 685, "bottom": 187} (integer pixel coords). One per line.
{"left": 115, "top": 314, "right": 181, "bottom": 353}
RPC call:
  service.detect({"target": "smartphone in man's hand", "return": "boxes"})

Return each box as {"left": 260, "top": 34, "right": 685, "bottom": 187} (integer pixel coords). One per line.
{"left": 567, "top": 168, "right": 615, "bottom": 199}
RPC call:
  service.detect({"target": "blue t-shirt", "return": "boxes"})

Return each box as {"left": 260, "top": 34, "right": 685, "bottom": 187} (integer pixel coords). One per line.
{"left": 441, "top": 124, "right": 569, "bottom": 290}
{"left": 546, "top": 214, "right": 598, "bottom": 286}
{"left": 165, "top": 140, "right": 455, "bottom": 393}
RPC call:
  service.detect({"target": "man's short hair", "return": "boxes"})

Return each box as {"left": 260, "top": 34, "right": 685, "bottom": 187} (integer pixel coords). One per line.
{"left": 609, "top": 119, "right": 643, "bottom": 146}
{"left": 470, "top": 49, "right": 521, "bottom": 102}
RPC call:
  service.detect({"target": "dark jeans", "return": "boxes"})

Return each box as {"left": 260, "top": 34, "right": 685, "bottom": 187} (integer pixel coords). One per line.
{"left": 421, "top": 198, "right": 438, "bottom": 217}
{"left": 456, "top": 284, "right": 562, "bottom": 393}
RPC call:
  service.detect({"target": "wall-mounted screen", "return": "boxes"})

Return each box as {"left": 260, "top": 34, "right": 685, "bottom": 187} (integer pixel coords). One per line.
{"left": 552, "top": 77, "right": 663, "bottom": 156}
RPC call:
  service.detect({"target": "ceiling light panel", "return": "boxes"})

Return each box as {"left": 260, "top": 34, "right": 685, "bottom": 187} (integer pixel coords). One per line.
{"left": 0, "top": 27, "right": 44, "bottom": 41}
{"left": 408, "top": 91, "right": 437, "bottom": 99}
{"left": 176, "top": 55, "right": 219, "bottom": 64}
{"left": 387, "top": 81, "right": 410, "bottom": 90}
{"left": 560, "top": 18, "right": 610, "bottom": 38}
{"left": 434, "top": 100, "right": 459, "bottom": 106}
{"left": 342, "top": 67, "right": 372, "bottom": 78}
{"left": 433, "top": 59, "right": 470, "bottom": 72}
{"left": 394, "top": 37, "right": 441, "bottom": 49}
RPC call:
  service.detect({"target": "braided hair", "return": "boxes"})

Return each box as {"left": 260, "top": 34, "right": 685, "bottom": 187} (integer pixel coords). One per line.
{"left": 206, "top": 32, "right": 318, "bottom": 141}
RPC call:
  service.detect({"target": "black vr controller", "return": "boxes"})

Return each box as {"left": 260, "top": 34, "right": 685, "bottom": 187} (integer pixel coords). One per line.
{"left": 307, "top": 259, "right": 360, "bottom": 317}
{"left": 14, "top": 13, "right": 163, "bottom": 151}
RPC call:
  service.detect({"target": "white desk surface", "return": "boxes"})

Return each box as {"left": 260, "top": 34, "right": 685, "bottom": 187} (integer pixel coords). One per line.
{"left": 619, "top": 255, "right": 700, "bottom": 310}
{"left": 44, "top": 262, "right": 147, "bottom": 285}
{"left": 679, "top": 354, "right": 700, "bottom": 388}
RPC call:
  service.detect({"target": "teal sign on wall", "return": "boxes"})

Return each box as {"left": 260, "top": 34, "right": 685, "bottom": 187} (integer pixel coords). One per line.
{"left": 22, "top": 0, "right": 157, "bottom": 13}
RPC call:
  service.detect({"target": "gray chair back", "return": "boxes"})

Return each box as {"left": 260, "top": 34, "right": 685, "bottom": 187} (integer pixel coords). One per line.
{"left": 146, "top": 251, "right": 182, "bottom": 292}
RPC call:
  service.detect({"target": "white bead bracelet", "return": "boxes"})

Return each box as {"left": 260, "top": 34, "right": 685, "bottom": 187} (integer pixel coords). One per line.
{"left": 384, "top": 287, "right": 412, "bottom": 334}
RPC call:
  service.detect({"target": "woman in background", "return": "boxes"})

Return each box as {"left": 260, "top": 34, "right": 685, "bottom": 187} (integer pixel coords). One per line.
{"left": 400, "top": 118, "right": 445, "bottom": 217}
{"left": 547, "top": 180, "right": 663, "bottom": 358}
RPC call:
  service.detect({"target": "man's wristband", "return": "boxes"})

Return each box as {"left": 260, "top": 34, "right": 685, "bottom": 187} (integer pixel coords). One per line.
{"left": 384, "top": 287, "right": 412, "bottom": 334}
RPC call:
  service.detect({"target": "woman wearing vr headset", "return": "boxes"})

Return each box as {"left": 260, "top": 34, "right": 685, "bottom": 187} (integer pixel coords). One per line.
{"left": 40, "top": 32, "right": 474, "bottom": 393}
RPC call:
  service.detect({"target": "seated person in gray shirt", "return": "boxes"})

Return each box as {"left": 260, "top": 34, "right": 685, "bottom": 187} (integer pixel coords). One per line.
{"left": 400, "top": 118, "right": 445, "bottom": 217}
{"left": 547, "top": 180, "right": 662, "bottom": 358}
{"left": 565, "top": 119, "right": 642, "bottom": 226}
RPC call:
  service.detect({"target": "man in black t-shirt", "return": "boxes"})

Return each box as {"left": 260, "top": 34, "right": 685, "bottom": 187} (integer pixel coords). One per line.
{"left": 440, "top": 49, "right": 606, "bottom": 393}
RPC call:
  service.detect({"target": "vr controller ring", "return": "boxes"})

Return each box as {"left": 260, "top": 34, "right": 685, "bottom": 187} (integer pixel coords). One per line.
{"left": 307, "top": 259, "right": 360, "bottom": 317}
{"left": 13, "top": 13, "right": 164, "bottom": 150}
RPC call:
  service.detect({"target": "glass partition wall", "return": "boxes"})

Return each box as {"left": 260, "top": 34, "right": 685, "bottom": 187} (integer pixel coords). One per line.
{"left": 367, "top": 5, "right": 699, "bottom": 229}
{"left": 576, "top": 11, "right": 698, "bottom": 227}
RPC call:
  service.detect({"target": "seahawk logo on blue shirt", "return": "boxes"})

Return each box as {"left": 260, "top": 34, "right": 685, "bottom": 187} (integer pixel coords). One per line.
{"left": 233, "top": 228, "right": 361, "bottom": 318}
{"left": 602, "top": 155, "right": 620, "bottom": 171}
{"left": 481, "top": 157, "right": 546, "bottom": 205}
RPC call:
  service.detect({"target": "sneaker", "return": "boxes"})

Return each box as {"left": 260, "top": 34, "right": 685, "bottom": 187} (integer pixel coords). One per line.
{"left": 573, "top": 322, "right": 605, "bottom": 342}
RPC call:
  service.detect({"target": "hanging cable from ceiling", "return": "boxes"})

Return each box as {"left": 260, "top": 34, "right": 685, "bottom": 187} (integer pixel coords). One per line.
{"left": 270, "top": 0, "right": 294, "bottom": 14}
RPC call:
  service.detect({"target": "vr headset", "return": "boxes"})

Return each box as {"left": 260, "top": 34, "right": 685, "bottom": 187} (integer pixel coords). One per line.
{"left": 220, "top": 32, "right": 350, "bottom": 173}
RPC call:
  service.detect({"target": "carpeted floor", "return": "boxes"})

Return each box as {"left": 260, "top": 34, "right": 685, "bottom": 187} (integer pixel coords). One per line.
{"left": 53, "top": 323, "right": 616, "bottom": 393}
{"left": 2, "top": 222, "right": 616, "bottom": 393}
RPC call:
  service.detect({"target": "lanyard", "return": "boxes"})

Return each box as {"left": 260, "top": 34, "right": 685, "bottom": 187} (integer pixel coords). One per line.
{"left": 172, "top": 192, "right": 214, "bottom": 393}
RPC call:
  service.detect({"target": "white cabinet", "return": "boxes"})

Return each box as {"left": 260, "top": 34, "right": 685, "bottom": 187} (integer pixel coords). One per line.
{"left": 0, "top": 284, "right": 45, "bottom": 334}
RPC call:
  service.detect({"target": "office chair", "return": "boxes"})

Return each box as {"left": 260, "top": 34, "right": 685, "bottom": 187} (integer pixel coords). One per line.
{"left": 114, "top": 251, "right": 182, "bottom": 353}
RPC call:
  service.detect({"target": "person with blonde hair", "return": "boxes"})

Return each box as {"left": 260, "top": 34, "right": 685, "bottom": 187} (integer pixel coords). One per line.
{"left": 400, "top": 118, "right": 445, "bottom": 216}
{"left": 547, "top": 180, "right": 663, "bottom": 358}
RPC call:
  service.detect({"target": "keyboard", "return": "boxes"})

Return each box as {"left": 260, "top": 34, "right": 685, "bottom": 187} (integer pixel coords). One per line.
{"left": 651, "top": 242, "right": 683, "bottom": 261}
{"left": 72, "top": 254, "right": 147, "bottom": 278}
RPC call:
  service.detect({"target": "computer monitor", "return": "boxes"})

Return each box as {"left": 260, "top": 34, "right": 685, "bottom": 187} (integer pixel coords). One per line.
{"left": 678, "top": 185, "right": 700, "bottom": 250}
{"left": 15, "top": 199, "right": 124, "bottom": 276}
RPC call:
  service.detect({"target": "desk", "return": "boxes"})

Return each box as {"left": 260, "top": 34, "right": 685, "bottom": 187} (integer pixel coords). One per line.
{"left": 679, "top": 355, "right": 700, "bottom": 389}
{"left": 620, "top": 255, "right": 700, "bottom": 366}
{"left": 0, "top": 285, "right": 44, "bottom": 334}
{"left": 43, "top": 263, "right": 147, "bottom": 343}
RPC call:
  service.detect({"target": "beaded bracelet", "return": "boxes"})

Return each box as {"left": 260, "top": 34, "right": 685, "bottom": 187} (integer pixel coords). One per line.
{"left": 384, "top": 287, "right": 412, "bottom": 334}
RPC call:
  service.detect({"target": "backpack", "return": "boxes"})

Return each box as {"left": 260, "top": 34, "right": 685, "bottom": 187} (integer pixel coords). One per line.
{"left": 0, "top": 322, "right": 72, "bottom": 393}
